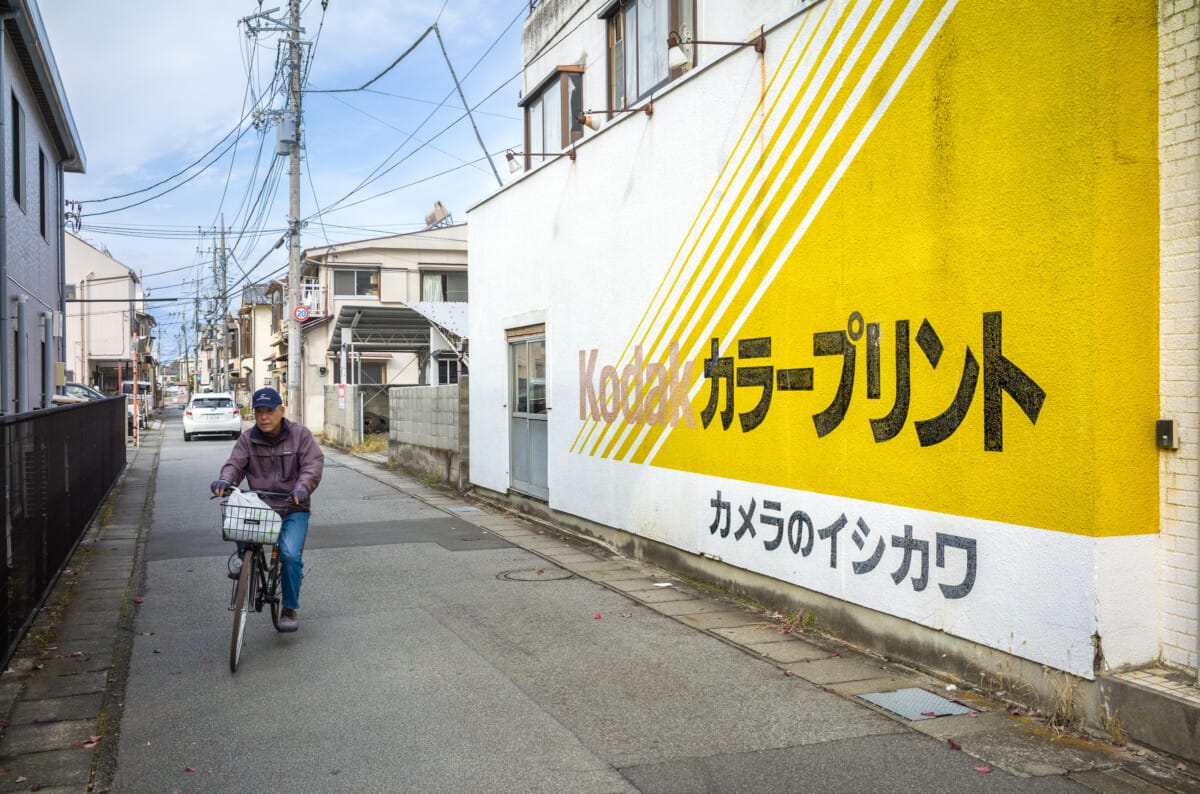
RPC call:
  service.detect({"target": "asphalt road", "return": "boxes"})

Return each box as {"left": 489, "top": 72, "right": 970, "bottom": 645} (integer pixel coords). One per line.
{"left": 110, "top": 409, "right": 1089, "bottom": 793}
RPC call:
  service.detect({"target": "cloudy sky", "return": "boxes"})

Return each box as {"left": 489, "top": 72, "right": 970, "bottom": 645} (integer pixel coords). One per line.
{"left": 39, "top": 0, "right": 527, "bottom": 359}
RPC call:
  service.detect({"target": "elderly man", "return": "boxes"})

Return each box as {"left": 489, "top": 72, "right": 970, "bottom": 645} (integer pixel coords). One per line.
{"left": 211, "top": 387, "right": 324, "bottom": 632}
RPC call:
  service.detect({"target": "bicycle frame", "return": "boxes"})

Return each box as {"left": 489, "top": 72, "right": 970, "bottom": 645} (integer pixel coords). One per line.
{"left": 228, "top": 543, "right": 281, "bottom": 615}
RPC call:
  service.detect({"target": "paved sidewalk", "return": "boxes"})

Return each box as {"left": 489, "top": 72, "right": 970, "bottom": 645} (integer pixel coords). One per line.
{"left": 0, "top": 429, "right": 160, "bottom": 793}
{"left": 0, "top": 427, "right": 1196, "bottom": 792}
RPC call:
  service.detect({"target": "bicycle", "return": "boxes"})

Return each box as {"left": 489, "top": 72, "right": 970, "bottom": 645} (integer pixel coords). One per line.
{"left": 217, "top": 488, "right": 290, "bottom": 672}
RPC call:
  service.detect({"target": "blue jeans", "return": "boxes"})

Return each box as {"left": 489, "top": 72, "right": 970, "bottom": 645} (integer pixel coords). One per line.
{"left": 276, "top": 511, "right": 309, "bottom": 611}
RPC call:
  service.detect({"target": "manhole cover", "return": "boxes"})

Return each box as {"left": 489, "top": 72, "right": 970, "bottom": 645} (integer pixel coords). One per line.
{"left": 858, "top": 687, "right": 972, "bottom": 720}
{"left": 498, "top": 568, "right": 573, "bottom": 582}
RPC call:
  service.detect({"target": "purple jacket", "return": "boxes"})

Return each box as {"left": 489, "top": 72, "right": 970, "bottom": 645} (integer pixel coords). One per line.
{"left": 219, "top": 418, "right": 324, "bottom": 515}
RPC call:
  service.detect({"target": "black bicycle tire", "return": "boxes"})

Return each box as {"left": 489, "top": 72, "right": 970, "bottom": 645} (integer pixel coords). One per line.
{"left": 268, "top": 551, "right": 283, "bottom": 631}
{"left": 229, "top": 547, "right": 255, "bottom": 672}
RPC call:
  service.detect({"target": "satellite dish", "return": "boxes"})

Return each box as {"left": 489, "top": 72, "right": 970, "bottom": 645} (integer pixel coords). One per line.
{"left": 424, "top": 201, "right": 452, "bottom": 229}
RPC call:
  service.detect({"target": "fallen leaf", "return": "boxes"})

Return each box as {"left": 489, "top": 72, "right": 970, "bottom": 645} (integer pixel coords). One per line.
{"left": 921, "top": 711, "right": 936, "bottom": 717}
{"left": 132, "top": 597, "right": 143, "bottom": 604}
{"left": 71, "top": 651, "right": 86, "bottom": 658}
{"left": 594, "top": 614, "right": 602, "bottom": 620}
{"left": 31, "top": 784, "right": 41, "bottom": 791}
{"left": 1177, "top": 762, "right": 1188, "bottom": 772}
{"left": 968, "top": 712, "right": 979, "bottom": 718}
{"left": 620, "top": 612, "right": 632, "bottom": 619}
{"left": 185, "top": 767, "right": 196, "bottom": 773}
{"left": 536, "top": 569, "right": 544, "bottom": 575}
{"left": 973, "top": 764, "right": 992, "bottom": 774}
{"left": 948, "top": 739, "right": 962, "bottom": 751}
{"left": 32, "top": 663, "right": 44, "bottom": 671}
{"left": 823, "top": 687, "right": 837, "bottom": 694}
{"left": 15, "top": 776, "right": 26, "bottom": 783}
{"left": 783, "top": 671, "right": 794, "bottom": 677}
{"left": 827, "top": 651, "right": 840, "bottom": 658}
{"left": 44, "top": 646, "right": 57, "bottom": 651}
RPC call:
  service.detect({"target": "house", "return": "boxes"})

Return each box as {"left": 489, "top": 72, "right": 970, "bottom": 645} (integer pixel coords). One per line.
{"left": 0, "top": 0, "right": 85, "bottom": 413}
{"left": 294, "top": 223, "right": 468, "bottom": 428}
{"left": 64, "top": 233, "right": 155, "bottom": 394}
{"left": 468, "top": 0, "right": 1198, "bottom": 757}
{"left": 233, "top": 282, "right": 279, "bottom": 406}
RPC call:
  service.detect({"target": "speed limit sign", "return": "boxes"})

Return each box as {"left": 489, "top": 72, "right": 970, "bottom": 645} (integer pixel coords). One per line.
{"left": 293, "top": 305, "right": 310, "bottom": 321}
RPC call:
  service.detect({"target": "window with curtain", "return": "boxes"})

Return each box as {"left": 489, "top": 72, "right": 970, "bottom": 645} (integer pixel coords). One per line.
{"left": 520, "top": 66, "right": 584, "bottom": 170}
{"left": 421, "top": 271, "right": 468, "bottom": 302}
{"left": 606, "top": 0, "right": 694, "bottom": 110}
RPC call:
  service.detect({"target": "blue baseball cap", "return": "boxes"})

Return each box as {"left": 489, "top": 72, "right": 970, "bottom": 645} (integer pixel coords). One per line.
{"left": 251, "top": 387, "right": 283, "bottom": 408}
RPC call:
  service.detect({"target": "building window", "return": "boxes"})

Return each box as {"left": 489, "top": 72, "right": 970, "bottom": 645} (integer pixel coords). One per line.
{"left": 38, "top": 148, "right": 46, "bottom": 239}
{"left": 333, "top": 268, "right": 379, "bottom": 297}
{"left": 11, "top": 93, "right": 24, "bottom": 208}
{"left": 421, "top": 270, "right": 467, "bottom": 302}
{"left": 360, "top": 362, "right": 384, "bottom": 384}
{"left": 605, "top": 0, "right": 694, "bottom": 109}
{"left": 437, "top": 357, "right": 459, "bottom": 385}
{"left": 520, "top": 66, "right": 583, "bottom": 168}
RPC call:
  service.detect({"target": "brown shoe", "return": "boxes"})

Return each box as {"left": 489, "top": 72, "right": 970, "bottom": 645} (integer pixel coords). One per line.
{"left": 278, "top": 608, "right": 299, "bottom": 633}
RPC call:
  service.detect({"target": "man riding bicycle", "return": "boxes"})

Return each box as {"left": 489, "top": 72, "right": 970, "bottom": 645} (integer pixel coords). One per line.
{"left": 211, "top": 387, "right": 324, "bottom": 632}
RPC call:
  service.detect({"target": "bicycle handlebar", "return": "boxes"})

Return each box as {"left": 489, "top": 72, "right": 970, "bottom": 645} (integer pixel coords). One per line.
{"left": 211, "top": 487, "right": 293, "bottom": 499}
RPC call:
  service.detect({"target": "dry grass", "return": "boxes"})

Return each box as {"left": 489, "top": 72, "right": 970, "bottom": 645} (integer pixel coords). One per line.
{"left": 1045, "top": 670, "right": 1085, "bottom": 733}
{"left": 350, "top": 433, "right": 388, "bottom": 455}
{"left": 758, "top": 611, "right": 816, "bottom": 636}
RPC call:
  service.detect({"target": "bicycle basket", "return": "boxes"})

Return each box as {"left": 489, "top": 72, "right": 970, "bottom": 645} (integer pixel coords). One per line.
{"left": 221, "top": 497, "right": 282, "bottom": 544}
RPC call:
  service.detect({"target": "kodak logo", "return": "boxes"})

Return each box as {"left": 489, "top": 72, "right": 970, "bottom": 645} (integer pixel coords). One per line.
{"left": 579, "top": 343, "right": 698, "bottom": 429}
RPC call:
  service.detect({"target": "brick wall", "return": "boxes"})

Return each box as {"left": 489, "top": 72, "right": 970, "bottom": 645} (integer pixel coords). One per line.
{"left": 1159, "top": 0, "right": 1200, "bottom": 671}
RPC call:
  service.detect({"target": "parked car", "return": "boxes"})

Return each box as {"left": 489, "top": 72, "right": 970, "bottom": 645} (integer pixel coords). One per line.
{"left": 54, "top": 382, "right": 106, "bottom": 403}
{"left": 182, "top": 392, "right": 241, "bottom": 441}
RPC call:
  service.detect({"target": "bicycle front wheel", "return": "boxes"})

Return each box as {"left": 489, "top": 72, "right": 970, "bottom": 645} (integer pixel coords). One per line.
{"left": 229, "top": 547, "right": 256, "bottom": 672}
{"left": 267, "top": 552, "right": 283, "bottom": 631}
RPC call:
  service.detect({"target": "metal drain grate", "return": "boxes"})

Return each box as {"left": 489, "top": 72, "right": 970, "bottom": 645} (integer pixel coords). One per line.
{"left": 858, "top": 687, "right": 971, "bottom": 720}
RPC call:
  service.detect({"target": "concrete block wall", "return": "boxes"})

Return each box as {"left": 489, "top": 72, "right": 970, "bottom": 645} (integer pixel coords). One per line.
{"left": 322, "top": 384, "right": 361, "bottom": 448}
{"left": 1159, "top": 0, "right": 1200, "bottom": 672}
{"left": 388, "top": 385, "right": 464, "bottom": 486}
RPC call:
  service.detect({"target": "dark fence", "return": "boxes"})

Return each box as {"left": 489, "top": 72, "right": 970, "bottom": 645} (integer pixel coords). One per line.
{"left": 0, "top": 398, "right": 126, "bottom": 665}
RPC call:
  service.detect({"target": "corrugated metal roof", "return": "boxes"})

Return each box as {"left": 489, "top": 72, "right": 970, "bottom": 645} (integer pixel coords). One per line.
{"left": 406, "top": 301, "right": 467, "bottom": 338}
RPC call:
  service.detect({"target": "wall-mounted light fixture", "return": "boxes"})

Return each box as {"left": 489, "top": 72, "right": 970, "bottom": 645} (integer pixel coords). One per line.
{"left": 666, "top": 30, "right": 766, "bottom": 71}
{"left": 574, "top": 101, "right": 653, "bottom": 131}
{"left": 505, "top": 148, "right": 577, "bottom": 174}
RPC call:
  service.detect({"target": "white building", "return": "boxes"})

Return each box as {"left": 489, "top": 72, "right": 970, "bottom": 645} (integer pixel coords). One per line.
{"left": 468, "top": 0, "right": 1199, "bottom": 757}
{"left": 297, "top": 224, "right": 468, "bottom": 427}
{"left": 63, "top": 233, "right": 154, "bottom": 394}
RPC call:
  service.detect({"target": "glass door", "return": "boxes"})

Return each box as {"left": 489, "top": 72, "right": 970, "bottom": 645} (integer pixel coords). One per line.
{"left": 509, "top": 336, "right": 548, "bottom": 499}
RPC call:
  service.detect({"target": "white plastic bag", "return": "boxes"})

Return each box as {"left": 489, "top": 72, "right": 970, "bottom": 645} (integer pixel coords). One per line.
{"left": 221, "top": 489, "right": 282, "bottom": 543}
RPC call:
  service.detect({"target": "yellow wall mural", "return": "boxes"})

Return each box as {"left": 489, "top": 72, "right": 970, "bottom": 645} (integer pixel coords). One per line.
{"left": 574, "top": 0, "right": 1158, "bottom": 540}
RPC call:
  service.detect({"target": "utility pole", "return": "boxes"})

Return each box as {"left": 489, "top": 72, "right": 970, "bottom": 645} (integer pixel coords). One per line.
{"left": 241, "top": 0, "right": 304, "bottom": 416}
{"left": 192, "top": 295, "right": 199, "bottom": 392}
{"left": 285, "top": 0, "right": 303, "bottom": 420}
{"left": 219, "top": 219, "right": 229, "bottom": 394}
